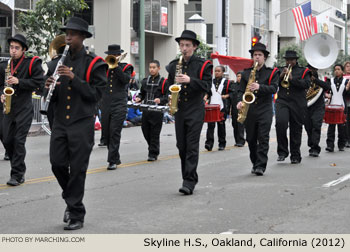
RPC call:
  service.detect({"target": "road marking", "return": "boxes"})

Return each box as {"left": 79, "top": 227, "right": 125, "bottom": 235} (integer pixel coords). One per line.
{"left": 0, "top": 145, "right": 247, "bottom": 190}
{"left": 322, "top": 173, "right": 350, "bottom": 188}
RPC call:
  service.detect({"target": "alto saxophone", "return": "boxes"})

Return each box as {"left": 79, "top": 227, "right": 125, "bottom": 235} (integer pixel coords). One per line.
{"left": 237, "top": 61, "right": 258, "bottom": 124}
{"left": 3, "top": 58, "right": 14, "bottom": 114}
{"left": 168, "top": 55, "right": 183, "bottom": 115}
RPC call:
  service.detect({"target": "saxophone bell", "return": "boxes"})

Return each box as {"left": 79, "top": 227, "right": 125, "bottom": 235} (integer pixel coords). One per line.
{"left": 168, "top": 55, "right": 183, "bottom": 115}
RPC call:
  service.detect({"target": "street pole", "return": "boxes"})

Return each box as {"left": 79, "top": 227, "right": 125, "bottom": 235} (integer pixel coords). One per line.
{"left": 139, "top": 0, "right": 145, "bottom": 80}
{"left": 345, "top": 15, "right": 348, "bottom": 56}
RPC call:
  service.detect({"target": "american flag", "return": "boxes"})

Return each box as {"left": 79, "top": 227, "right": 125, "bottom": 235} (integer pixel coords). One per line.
{"left": 292, "top": 1, "right": 313, "bottom": 40}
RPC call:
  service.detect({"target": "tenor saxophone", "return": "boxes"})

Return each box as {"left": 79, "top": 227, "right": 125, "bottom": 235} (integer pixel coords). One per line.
{"left": 3, "top": 58, "right": 14, "bottom": 114}
{"left": 237, "top": 61, "right": 258, "bottom": 124}
{"left": 168, "top": 55, "right": 183, "bottom": 115}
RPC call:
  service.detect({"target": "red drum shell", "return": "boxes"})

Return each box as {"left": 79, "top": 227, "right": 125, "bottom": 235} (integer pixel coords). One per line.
{"left": 204, "top": 104, "right": 224, "bottom": 122}
{"left": 324, "top": 105, "right": 346, "bottom": 124}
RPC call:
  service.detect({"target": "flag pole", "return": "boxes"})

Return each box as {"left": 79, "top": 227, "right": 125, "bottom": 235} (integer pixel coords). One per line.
{"left": 275, "top": 0, "right": 310, "bottom": 18}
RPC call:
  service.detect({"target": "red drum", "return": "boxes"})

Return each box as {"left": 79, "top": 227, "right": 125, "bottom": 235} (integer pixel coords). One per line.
{"left": 324, "top": 105, "right": 346, "bottom": 124}
{"left": 204, "top": 104, "right": 224, "bottom": 122}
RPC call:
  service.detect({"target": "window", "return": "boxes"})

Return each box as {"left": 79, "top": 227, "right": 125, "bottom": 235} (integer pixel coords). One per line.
{"left": 334, "top": 25, "right": 342, "bottom": 49}
{"left": 144, "top": 0, "right": 169, "bottom": 33}
{"left": 185, "top": 0, "right": 202, "bottom": 22}
{"left": 206, "top": 24, "right": 213, "bottom": 44}
{"left": 252, "top": 0, "right": 270, "bottom": 46}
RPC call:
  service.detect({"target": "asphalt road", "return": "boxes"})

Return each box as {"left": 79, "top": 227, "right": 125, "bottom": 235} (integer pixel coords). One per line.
{"left": 0, "top": 119, "right": 349, "bottom": 234}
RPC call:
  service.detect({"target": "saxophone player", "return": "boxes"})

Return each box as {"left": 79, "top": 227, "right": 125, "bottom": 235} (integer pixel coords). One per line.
{"left": 0, "top": 34, "right": 43, "bottom": 186}
{"left": 304, "top": 64, "right": 330, "bottom": 157}
{"left": 166, "top": 30, "right": 212, "bottom": 195}
{"left": 275, "top": 51, "right": 311, "bottom": 164}
{"left": 236, "top": 42, "right": 279, "bottom": 176}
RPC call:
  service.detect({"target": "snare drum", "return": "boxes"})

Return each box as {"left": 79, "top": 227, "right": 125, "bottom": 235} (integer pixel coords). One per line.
{"left": 204, "top": 104, "right": 224, "bottom": 122}
{"left": 324, "top": 105, "right": 346, "bottom": 124}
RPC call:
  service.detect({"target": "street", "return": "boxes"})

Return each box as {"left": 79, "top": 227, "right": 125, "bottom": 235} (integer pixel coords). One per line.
{"left": 0, "top": 119, "right": 349, "bottom": 234}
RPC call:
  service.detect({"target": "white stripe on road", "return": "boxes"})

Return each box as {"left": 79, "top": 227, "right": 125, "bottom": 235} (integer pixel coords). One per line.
{"left": 322, "top": 173, "right": 350, "bottom": 188}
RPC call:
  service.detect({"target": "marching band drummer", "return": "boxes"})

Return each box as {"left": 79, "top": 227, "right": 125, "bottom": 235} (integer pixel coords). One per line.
{"left": 45, "top": 17, "right": 107, "bottom": 230}
{"left": 304, "top": 64, "right": 330, "bottom": 157}
{"left": 135, "top": 60, "right": 168, "bottom": 161}
{"left": 0, "top": 34, "right": 43, "bottom": 186}
{"left": 325, "top": 64, "right": 350, "bottom": 152}
{"left": 101, "top": 44, "right": 133, "bottom": 170}
{"left": 275, "top": 50, "right": 311, "bottom": 164}
{"left": 236, "top": 42, "right": 279, "bottom": 176}
{"left": 166, "top": 30, "right": 212, "bottom": 195}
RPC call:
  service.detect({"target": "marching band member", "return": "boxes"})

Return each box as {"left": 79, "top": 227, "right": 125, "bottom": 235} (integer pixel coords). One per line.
{"left": 343, "top": 61, "right": 350, "bottom": 148}
{"left": 167, "top": 30, "right": 212, "bottom": 195}
{"left": 135, "top": 60, "right": 168, "bottom": 161}
{"left": 237, "top": 43, "right": 279, "bottom": 176}
{"left": 204, "top": 65, "right": 231, "bottom": 151}
{"left": 0, "top": 34, "right": 43, "bottom": 186}
{"left": 275, "top": 50, "right": 310, "bottom": 164}
{"left": 304, "top": 65, "right": 330, "bottom": 157}
{"left": 45, "top": 17, "right": 107, "bottom": 230}
{"left": 101, "top": 44, "right": 133, "bottom": 170}
{"left": 325, "top": 64, "right": 350, "bottom": 152}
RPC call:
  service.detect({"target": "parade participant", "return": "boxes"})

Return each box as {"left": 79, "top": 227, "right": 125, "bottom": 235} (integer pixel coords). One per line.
{"left": 304, "top": 65, "right": 330, "bottom": 157}
{"left": 45, "top": 17, "right": 107, "bottom": 230}
{"left": 0, "top": 111, "right": 9, "bottom": 160}
{"left": 230, "top": 71, "right": 245, "bottom": 147}
{"left": 343, "top": 61, "right": 350, "bottom": 148}
{"left": 101, "top": 44, "right": 133, "bottom": 170}
{"left": 237, "top": 43, "right": 279, "bottom": 176}
{"left": 167, "top": 30, "right": 212, "bottom": 195}
{"left": 275, "top": 50, "right": 310, "bottom": 164}
{"left": 0, "top": 34, "right": 43, "bottom": 186}
{"left": 204, "top": 65, "right": 231, "bottom": 151}
{"left": 325, "top": 64, "right": 350, "bottom": 152}
{"left": 135, "top": 60, "right": 168, "bottom": 161}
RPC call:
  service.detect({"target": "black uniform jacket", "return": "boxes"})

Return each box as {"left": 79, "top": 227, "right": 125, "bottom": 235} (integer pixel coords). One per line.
{"left": 139, "top": 75, "right": 168, "bottom": 106}
{"left": 208, "top": 77, "right": 232, "bottom": 113}
{"left": 0, "top": 56, "right": 43, "bottom": 114}
{"left": 167, "top": 55, "right": 213, "bottom": 114}
{"left": 50, "top": 47, "right": 107, "bottom": 125}
{"left": 238, "top": 65, "right": 279, "bottom": 112}
{"left": 102, "top": 62, "right": 133, "bottom": 109}
{"left": 276, "top": 64, "right": 311, "bottom": 108}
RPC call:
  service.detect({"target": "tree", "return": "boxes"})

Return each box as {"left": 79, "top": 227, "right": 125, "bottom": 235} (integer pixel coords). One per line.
{"left": 195, "top": 35, "right": 212, "bottom": 59}
{"left": 17, "top": 0, "right": 88, "bottom": 58}
{"left": 275, "top": 43, "right": 307, "bottom": 67}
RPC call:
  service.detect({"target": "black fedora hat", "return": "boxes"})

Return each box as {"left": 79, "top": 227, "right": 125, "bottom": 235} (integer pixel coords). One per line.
{"left": 175, "top": 30, "right": 200, "bottom": 46}
{"left": 60, "top": 16, "right": 92, "bottom": 38}
{"left": 104, "top": 44, "right": 124, "bottom": 55}
{"left": 249, "top": 42, "right": 270, "bottom": 57}
{"left": 8, "top": 34, "right": 28, "bottom": 50}
{"left": 283, "top": 50, "right": 299, "bottom": 59}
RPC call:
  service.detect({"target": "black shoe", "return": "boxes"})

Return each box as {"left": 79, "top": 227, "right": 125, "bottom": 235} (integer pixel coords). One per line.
{"left": 254, "top": 168, "right": 264, "bottom": 176}
{"left": 205, "top": 144, "right": 212, "bottom": 151}
{"left": 291, "top": 158, "right": 301, "bottom": 164}
{"left": 235, "top": 143, "right": 244, "bottom": 147}
{"left": 277, "top": 156, "right": 286, "bottom": 161}
{"left": 309, "top": 151, "right": 319, "bottom": 157}
{"left": 64, "top": 220, "right": 84, "bottom": 230}
{"left": 346, "top": 143, "right": 350, "bottom": 148}
{"left": 107, "top": 163, "right": 117, "bottom": 170}
{"left": 6, "top": 177, "right": 24, "bottom": 186}
{"left": 218, "top": 146, "right": 225, "bottom": 151}
{"left": 147, "top": 156, "right": 157, "bottom": 161}
{"left": 339, "top": 147, "right": 345, "bottom": 151}
{"left": 98, "top": 142, "right": 107, "bottom": 147}
{"left": 116, "top": 160, "right": 121, "bottom": 165}
{"left": 63, "top": 209, "right": 70, "bottom": 223}
{"left": 251, "top": 168, "right": 256, "bottom": 174}
{"left": 325, "top": 147, "right": 334, "bottom": 152}
{"left": 179, "top": 186, "right": 193, "bottom": 195}
{"left": 3, "top": 153, "right": 10, "bottom": 160}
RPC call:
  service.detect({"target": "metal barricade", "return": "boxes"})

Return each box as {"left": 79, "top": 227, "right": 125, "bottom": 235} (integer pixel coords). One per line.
{"left": 32, "top": 94, "right": 51, "bottom": 135}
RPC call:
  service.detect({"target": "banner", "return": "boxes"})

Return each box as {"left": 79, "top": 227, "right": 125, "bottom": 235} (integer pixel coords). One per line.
{"left": 314, "top": 10, "right": 330, "bottom": 34}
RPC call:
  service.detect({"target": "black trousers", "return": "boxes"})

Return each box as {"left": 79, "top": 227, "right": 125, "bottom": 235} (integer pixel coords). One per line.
{"left": 326, "top": 122, "right": 346, "bottom": 149}
{"left": 3, "top": 108, "right": 33, "bottom": 180}
{"left": 175, "top": 110, "right": 205, "bottom": 190}
{"left": 0, "top": 111, "right": 6, "bottom": 152}
{"left": 345, "top": 107, "right": 350, "bottom": 144}
{"left": 50, "top": 117, "right": 94, "bottom": 222}
{"left": 304, "top": 104, "right": 325, "bottom": 154}
{"left": 245, "top": 108, "right": 273, "bottom": 171}
{"left": 141, "top": 111, "right": 163, "bottom": 157}
{"left": 275, "top": 103, "right": 304, "bottom": 161}
{"left": 231, "top": 107, "right": 245, "bottom": 145}
{"left": 205, "top": 119, "right": 226, "bottom": 148}
{"left": 102, "top": 107, "right": 126, "bottom": 164}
